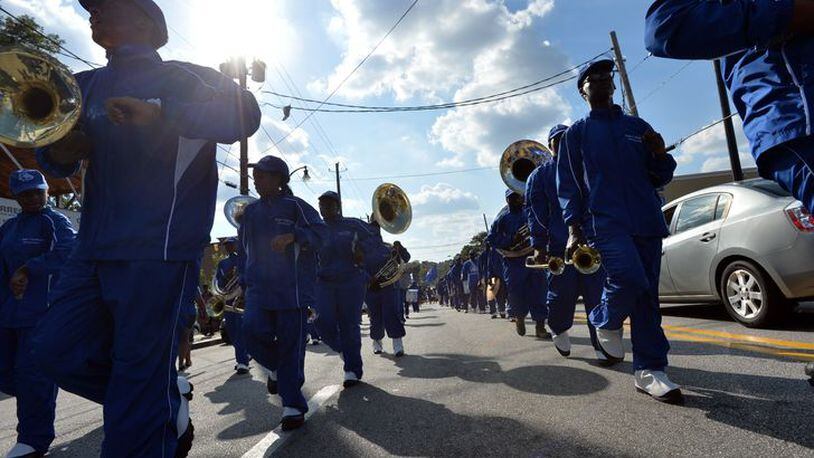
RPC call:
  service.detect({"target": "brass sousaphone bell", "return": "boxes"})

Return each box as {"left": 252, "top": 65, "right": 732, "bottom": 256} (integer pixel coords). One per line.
{"left": 0, "top": 46, "right": 82, "bottom": 148}
{"left": 497, "top": 139, "right": 552, "bottom": 258}
{"left": 371, "top": 183, "right": 412, "bottom": 288}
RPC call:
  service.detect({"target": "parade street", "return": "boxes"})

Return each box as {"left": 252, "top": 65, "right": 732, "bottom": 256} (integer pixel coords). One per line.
{"left": 0, "top": 303, "right": 810, "bottom": 457}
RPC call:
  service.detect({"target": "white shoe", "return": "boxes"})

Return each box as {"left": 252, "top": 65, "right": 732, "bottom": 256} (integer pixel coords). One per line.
{"left": 595, "top": 350, "right": 608, "bottom": 362}
{"left": 176, "top": 376, "right": 193, "bottom": 438}
{"left": 634, "top": 370, "right": 684, "bottom": 404}
{"left": 372, "top": 339, "right": 383, "bottom": 354}
{"left": 6, "top": 443, "right": 36, "bottom": 458}
{"left": 343, "top": 371, "right": 361, "bottom": 388}
{"left": 282, "top": 406, "right": 303, "bottom": 417}
{"left": 393, "top": 338, "right": 405, "bottom": 357}
{"left": 552, "top": 331, "right": 571, "bottom": 357}
{"left": 305, "top": 333, "right": 312, "bottom": 344}
{"left": 596, "top": 328, "right": 625, "bottom": 362}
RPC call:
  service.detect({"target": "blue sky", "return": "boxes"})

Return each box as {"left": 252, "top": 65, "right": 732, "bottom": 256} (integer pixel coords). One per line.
{"left": 7, "top": 0, "right": 753, "bottom": 261}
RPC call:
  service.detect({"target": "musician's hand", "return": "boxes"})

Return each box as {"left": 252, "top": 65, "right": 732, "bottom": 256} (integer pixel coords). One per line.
{"left": 271, "top": 233, "right": 295, "bottom": 252}
{"left": 643, "top": 129, "right": 666, "bottom": 158}
{"left": 48, "top": 130, "right": 92, "bottom": 164}
{"left": 105, "top": 97, "right": 162, "bottom": 126}
{"left": 532, "top": 249, "right": 548, "bottom": 265}
{"left": 10, "top": 266, "right": 29, "bottom": 299}
{"left": 566, "top": 225, "right": 586, "bottom": 260}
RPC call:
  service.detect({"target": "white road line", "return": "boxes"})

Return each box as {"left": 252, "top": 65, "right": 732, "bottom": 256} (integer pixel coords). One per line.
{"left": 241, "top": 384, "right": 342, "bottom": 458}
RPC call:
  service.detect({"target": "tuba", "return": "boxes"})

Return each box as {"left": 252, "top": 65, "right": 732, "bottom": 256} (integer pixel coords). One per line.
{"left": 497, "top": 140, "right": 552, "bottom": 259}
{"left": 224, "top": 195, "right": 258, "bottom": 228}
{"left": 0, "top": 46, "right": 82, "bottom": 148}
{"left": 371, "top": 183, "right": 412, "bottom": 288}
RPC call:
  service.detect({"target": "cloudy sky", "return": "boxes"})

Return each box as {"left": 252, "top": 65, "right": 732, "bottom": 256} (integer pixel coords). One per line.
{"left": 6, "top": 0, "right": 754, "bottom": 261}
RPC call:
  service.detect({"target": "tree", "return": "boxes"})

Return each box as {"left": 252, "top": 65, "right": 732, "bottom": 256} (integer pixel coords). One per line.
{"left": 0, "top": 15, "right": 64, "bottom": 56}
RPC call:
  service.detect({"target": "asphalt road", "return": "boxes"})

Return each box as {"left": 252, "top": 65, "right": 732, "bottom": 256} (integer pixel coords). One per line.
{"left": 2, "top": 302, "right": 813, "bottom": 457}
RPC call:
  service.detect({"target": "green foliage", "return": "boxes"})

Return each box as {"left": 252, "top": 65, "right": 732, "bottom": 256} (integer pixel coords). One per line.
{"left": 0, "top": 15, "right": 64, "bottom": 56}
{"left": 459, "top": 231, "right": 487, "bottom": 259}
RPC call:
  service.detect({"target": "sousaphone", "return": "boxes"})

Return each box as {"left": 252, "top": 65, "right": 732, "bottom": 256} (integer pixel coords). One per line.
{"left": 371, "top": 183, "right": 412, "bottom": 288}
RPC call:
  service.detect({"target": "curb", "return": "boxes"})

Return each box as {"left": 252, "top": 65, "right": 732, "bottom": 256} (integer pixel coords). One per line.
{"left": 192, "top": 337, "right": 224, "bottom": 350}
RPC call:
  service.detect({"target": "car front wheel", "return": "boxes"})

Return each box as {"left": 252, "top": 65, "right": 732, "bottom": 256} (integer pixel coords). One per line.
{"left": 719, "top": 260, "right": 788, "bottom": 328}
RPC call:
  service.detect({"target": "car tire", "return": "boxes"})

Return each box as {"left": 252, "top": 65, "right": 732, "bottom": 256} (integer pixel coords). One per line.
{"left": 718, "top": 260, "right": 789, "bottom": 328}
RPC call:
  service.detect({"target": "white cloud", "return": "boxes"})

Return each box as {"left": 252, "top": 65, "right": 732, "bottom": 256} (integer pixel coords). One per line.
{"left": 700, "top": 153, "right": 756, "bottom": 173}
{"left": 411, "top": 183, "right": 480, "bottom": 215}
{"left": 675, "top": 116, "right": 749, "bottom": 161}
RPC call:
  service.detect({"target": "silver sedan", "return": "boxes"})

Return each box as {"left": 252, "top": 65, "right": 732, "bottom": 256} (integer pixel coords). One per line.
{"left": 659, "top": 179, "right": 814, "bottom": 328}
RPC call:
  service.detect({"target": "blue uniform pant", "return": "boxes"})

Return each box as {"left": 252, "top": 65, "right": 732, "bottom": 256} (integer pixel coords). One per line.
{"left": 367, "top": 286, "right": 406, "bottom": 340}
{"left": 224, "top": 311, "right": 249, "bottom": 366}
{"left": 504, "top": 261, "right": 547, "bottom": 322}
{"left": 546, "top": 266, "right": 603, "bottom": 351}
{"left": 588, "top": 235, "right": 670, "bottom": 371}
{"left": 242, "top": 306, "right": 308, "bottom": 413}
{"left": 0, "top": 327, "right": 57, "bottom": 453}
{"left": 31, "top": 259, "right": 192, "bottom": 457}
{"left": 315, "top": 278, "right": 366, "bottom": 379}
{"left": 307, "top": 321, "right": 321, "bottom": 340}
{"left": 759, "top": 135, "right": 814, "bottom": 213}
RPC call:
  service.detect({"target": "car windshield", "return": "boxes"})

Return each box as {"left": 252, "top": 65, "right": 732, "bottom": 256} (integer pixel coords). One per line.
{"left": 743, "top": 180, "right": 791, "bottom": 197}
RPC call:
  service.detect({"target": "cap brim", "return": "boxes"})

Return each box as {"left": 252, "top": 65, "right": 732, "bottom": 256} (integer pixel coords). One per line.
{"left": 78, "top": 0, "right": 104, "bottom": 11}
{"left": 12, "top": 183, "right": 48, "bottom": 196}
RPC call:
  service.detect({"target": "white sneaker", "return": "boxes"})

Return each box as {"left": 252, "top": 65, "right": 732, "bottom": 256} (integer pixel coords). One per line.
{"left": 6, "top": 443, "right": 36, "bottom": 458}
{"left": 552, "top": 331, "right": 571, "bottom": 357}
{"left": 595, "top": 350, "right": 608, "bottom": 362}
{"left": 305, "top": 333, "right": 312, "bottom": 344}
{"left": 634, "top": 370, "right": 683, "bottom": 404}
{"left": 393, "top": 338, "right": 405, "bottom": 357}
{"left": 176, "top": 376, "right": 193, "bottom": 437}
{"left": 372, "top": 339, "right": 383, "bottom": 354}
{"left": 596, "top": 328, "right": 625, "bottom": 362}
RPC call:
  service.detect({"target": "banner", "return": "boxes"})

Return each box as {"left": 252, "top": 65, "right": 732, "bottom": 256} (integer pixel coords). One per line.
{"left": 424, "top": 265, "right": 438, "bottom": 283}
{"left": 0, "top": 198, "right": 81, "bottom": 228}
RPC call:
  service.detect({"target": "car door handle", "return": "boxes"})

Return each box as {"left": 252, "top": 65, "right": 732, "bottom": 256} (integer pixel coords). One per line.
{"left": 699, "top": 232, "right": 717, "bottom": 242}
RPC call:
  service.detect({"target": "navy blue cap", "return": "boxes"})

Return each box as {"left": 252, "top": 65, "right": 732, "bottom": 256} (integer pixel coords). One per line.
{"left": 79, "top": 0, "right": 168, "bottom": 49}
{"left": 505, "top": 189, "right": 518, "bottom": 198}
{"left": 318, "top": 191, "right": 340, "bottom": 202}
{"left": 222, "top": 236, "right": 237, "bottom": 243}
{"left": 253, "top": 155, "right": 290, "bottom": 182}
{"left": 548, "top": 124, "right": 569, "bottom": 142}
{"left": 577, "top": 59, "right": 615, "bottom": 90}
{"left": 10, "top": 169, "right": 48, "bottom": 196}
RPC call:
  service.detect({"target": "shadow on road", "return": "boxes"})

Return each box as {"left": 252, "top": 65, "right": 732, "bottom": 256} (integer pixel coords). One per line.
{"left": 291, "top": 383, "right": 611, "bottom": 457}
{"left": 391, "top": 353, "right": 608, "bottom": 396}
{"left": 48, "top": 426, "right": 103, "bottom": 457}
{"left": 203, "top": 373, "right": 281, "bottom": 440}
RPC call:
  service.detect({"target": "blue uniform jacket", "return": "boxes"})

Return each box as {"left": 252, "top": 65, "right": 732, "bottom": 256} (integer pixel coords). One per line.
{"left": 486, "top": 248, "right": 504, "bottom": 280}
{"left": 557, "top": 106, "right": 677, "bottom": 238}
{"left": 365, "top": 224, "right": 411, "bottom": 278}
{"left": 487, "top": 205, "right": 531, "bottom": 280}
{"left": 447, "top": 261, "right": 462, "bottom": 290}
{"left": 526, "top": 160, "right": 568, "bottom": 255}
{"left": 36, "top": 45, "right": 261, "bottom": 262}
{"left": 0, "top": 208, "right": 76, "bottom": 327}
{"left": 644, "top": 0, "right": 808, "bottom": 159}
{"left": 238, "top": 196, "right": 327, "bottom": 310}
{"left": 318, "top": 217, "right": 376, "bottom": 282}
{"left": 461, "top": 259, "right": 480, "bottom": 288}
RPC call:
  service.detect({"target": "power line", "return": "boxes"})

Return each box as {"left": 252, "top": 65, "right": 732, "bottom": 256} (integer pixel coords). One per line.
{"left": 666, "top": 113, "right": 738, "bottom": 152}
{"left": 272, "top": 0, "right": 420, "bottom": 147}
{"left": 638, "top": 61, "right": 694, "bottom": 106}
{"left": 307, "top": 165, "right": 497, "bottom": 183}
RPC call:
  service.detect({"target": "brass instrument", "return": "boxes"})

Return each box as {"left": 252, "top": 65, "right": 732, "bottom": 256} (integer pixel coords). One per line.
{"left": 0, "top": 46, "right": 82, "bottom": 148}
{"left": 224, "top": 195, "right": 258, "bottom": 228}
{"left": 567, "top": 245, "right": 602, "bottom": 275}
{"left": 525, "top": 255, "right": 566, "bottom": 275}
{"left": 499, "top": 139, "right": 552, "bottom": 195}
{"left": 496, "top": 224, "right": 533, "bottom": 258}
{"left": 371, "top": 183, "right": 412, "bottom": 288}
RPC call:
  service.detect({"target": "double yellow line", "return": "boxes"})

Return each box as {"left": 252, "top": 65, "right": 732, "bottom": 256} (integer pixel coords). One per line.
{"left": 574, "top": 314, "right": 814, "bottom": 362}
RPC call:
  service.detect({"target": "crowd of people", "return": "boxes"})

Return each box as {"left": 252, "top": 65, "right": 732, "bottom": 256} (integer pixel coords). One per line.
{"left": 1, "top": 0, "right": 813, "bottom": 456}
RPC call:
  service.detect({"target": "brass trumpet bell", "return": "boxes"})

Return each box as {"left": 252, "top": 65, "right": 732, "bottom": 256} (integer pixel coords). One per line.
{"left": 0, "top": 46, "right": 82, "bottom": 148}
{"left": 372, "top": 183, "right": 411, "bottom": 235}
{"left": 224, "top": 195, "right": 258, "bottom": 228}
{"left": 568, "top": 245, "right": 602, "bottom": 275}
{"left": 525, "top": 255, "right": 565, "bottom": 275}
{"left": 499, "top": 140, "right": 552, "bottom": 195}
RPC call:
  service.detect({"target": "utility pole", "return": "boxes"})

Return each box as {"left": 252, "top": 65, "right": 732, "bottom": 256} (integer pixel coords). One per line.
{"left": 610, "top": 31, "right": 639, "bottom": 118}
{"left": 713, "top": 59, "right": 744, "bottom": 181}
{"left": 335, "top": 162, "right": 342, "bottom": 215}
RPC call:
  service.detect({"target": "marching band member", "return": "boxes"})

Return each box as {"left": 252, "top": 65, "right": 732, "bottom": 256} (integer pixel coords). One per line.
{"left": 238, "top": 155, "right": 326, "bottom": 431}
{"left": 30, "top": 0, "right": 262, "bottom": 454}
{"left": 557, "top": 59, "right": 681, "bottom": 403}
{"left": 366, "top": 229, "right": 410, "bottom": 357}
{"left": 215, "top": 238, "right": 250, "bottom": 375}
{"left": 485, "top": 245, "right": 508, "bottom": 319}
{"left": 448, "top": 255, "right": 463, "bottom": 311}
{"left": 645, "top": 0, "right": 814, "bottom": 214}
{"left": 315, "top": 190, "right": 376, "bottom": 388}
{"left": 461, "top": 252, "right": 480, "bottom": 313}
{"left": 526, "top": 125, "right": 606, "bottom": 361}
{"left": 488, "top": 191, "right": 550, "bottom": 339}
{"left": 1, "top": 170, "right": 75, "bottom": 458}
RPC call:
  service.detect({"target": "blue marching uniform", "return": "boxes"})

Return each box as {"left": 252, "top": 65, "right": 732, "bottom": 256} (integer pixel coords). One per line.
{"left": 366, "top": 232, "right": 410, "bottom": 341}
{"left": 645, "top": 0, "right": 814, "bottom": 213}
{"left": 487, "top": 206, "right": 547, "bottom": 322}
{"left": 447, "top": 259, "right": 463, "bottom": 310}
{"left": 1, "top": 204, "right": 75, "bottom": 455}
{"left": 315, "top": 217, "right": 377, "bottom": 379}
{"left": 216, "top": 253, "right": 250, "bottom": 367}
{"left": 461, "top": 258, "right": 480, "bottom": 310}
{"left": 557, "top": 105, "right": 677, "bottom": 371}
{"left": 31, "top": 44, "right": 261, "bottom": 456}
{"left": 485, "top": 247, "right": 508, "bottom": 316}
{"left": 238, "top": 195, "right": 326, "bottom": 414}
{"left": 526, "top": 157, "right": 602, "bottom": 349}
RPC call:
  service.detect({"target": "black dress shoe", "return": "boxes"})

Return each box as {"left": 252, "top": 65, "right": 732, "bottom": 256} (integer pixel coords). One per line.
{"left": 343, "top": 379, "right": 361, "bottom": 388}
{"left": 535, "top": 322, "right": 552, "bottom": 340}
{"left": 175, "top": 419, "right": 194, "bottom": 457}
{"left": 515, "top": 318, "right": 526, "bottom": 336}
{"left": 281, "top": 414, "right": 305, "bottom": 431}
{"left": 499, "top": 313, "right": 506, "bottom": 319}
{"left": 267, "top": 377, "right": 278, "bottom": 395}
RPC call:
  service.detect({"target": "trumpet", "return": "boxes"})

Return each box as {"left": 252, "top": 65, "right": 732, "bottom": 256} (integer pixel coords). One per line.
{"left": 566, "top": 245, "right": 602, "bottom": 275}
{"left": 525, "top": 255, "right": 566, "bottom": 275}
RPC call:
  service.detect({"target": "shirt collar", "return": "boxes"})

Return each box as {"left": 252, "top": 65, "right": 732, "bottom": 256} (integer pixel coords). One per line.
{"left": 588, "top": 104, "right": 624, "bottom": 120}
{"left": 107, "top": 44, "right": 162, "bottom": 68}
